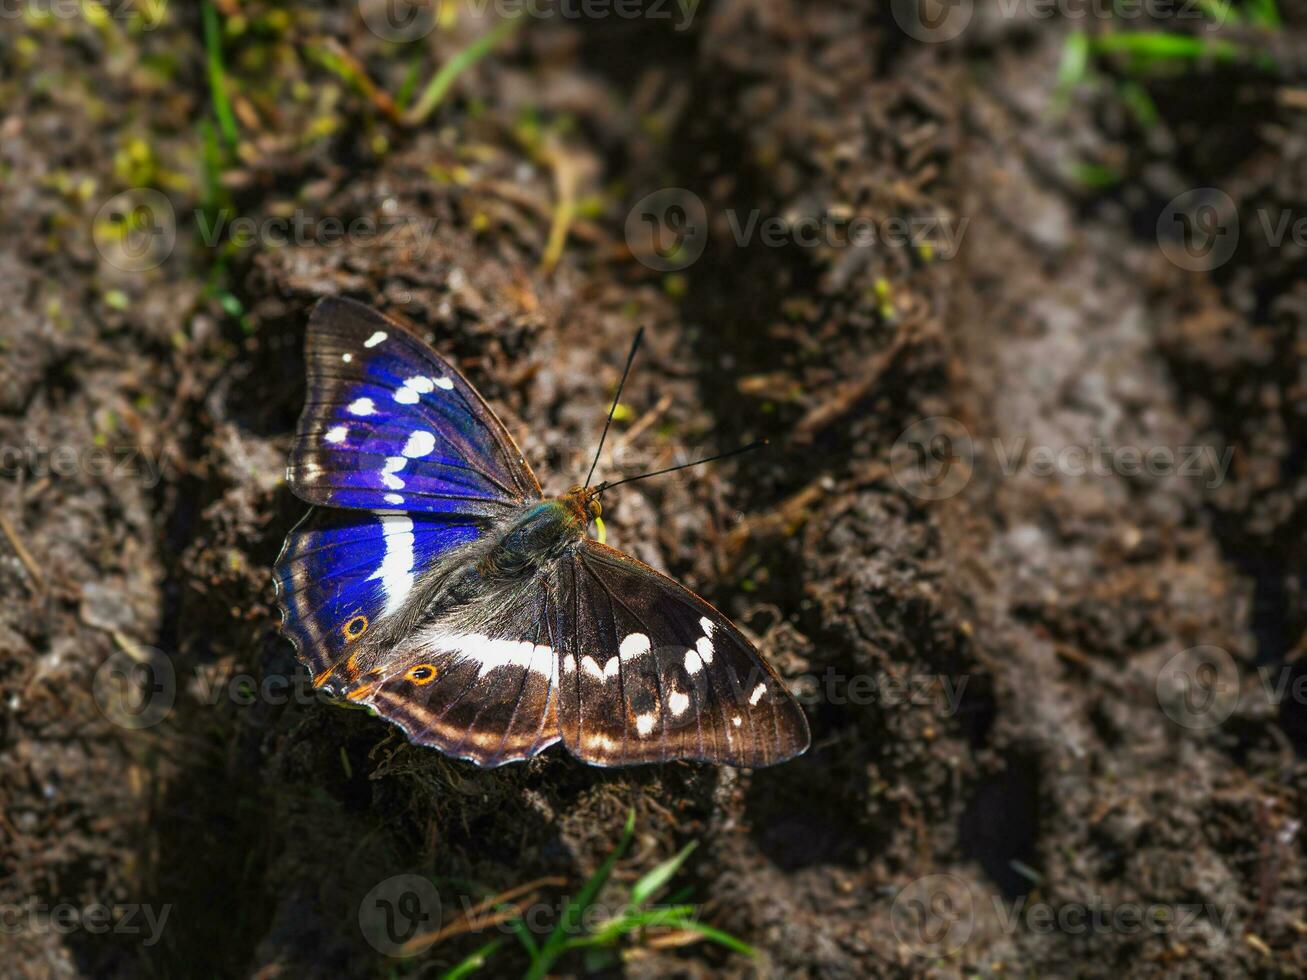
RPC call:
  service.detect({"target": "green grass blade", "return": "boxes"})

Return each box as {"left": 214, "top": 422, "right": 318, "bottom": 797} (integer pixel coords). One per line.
{"left": 404, "top": 15, "right": 524, "bottom": 124}
{"left": 526, "top": 809, "right": 635, "bottom": 980}
{"left": 1090, "top": 32, "right": 1238, "bottom": 64}
{"left": 1248, "top": 0, "right": 1282, "bottom": 27}
{"left": 629, "top": 841, "right": 697, "bottom": 908}
{"left": 663, "top": 917, "right": 757, "bottom": 957}
{"left": 1056, "top": 29, "right": 1090, "bottom": 100}
{"left": 201, "top": 1, "right": 239, "bottom": 148}
{"left": 439, "top": 938, "right": 505, "bottom": 980}
{"left": 508, "top": 914, "right": 539, "bottom": 958}
{"left": 1194, "top": 0, "right": 1240, "bottom": 25}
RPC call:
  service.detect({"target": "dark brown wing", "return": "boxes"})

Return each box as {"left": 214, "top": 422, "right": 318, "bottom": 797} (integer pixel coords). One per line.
{"left": 555, "top": 540, "right": 810, "bottom": 767}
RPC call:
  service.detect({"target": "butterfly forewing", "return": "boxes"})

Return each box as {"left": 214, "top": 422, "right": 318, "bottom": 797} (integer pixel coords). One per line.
{"left": 557, "top": 541, "right": 810, "bottom": 767}
{"left": 288, "top": 297, "right": 541, "bottom": 516}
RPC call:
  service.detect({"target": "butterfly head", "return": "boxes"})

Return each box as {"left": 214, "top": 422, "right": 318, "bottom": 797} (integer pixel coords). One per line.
{"left": 564, "top": 484, "right": 603, "bottom": 525}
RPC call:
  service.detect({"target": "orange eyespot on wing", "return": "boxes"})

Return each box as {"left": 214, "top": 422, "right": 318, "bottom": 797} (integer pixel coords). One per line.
{"left": 342, "top": 614, "right": 369, "bottom": 641}
{"left": 405, "top": 663, "right": 438, "bottom": 685}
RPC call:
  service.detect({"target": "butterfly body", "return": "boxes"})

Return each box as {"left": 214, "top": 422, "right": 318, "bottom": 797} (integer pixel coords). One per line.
{"left": 479, "top": 490, "right": 594, "bottom": 577}
{"left": 275, "top": 298, "right": 809, "bottom": 768}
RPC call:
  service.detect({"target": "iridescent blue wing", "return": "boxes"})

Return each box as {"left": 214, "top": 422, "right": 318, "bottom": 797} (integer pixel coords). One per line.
{"left": 286, "top": 296, "right": 541, "bottom": 516}
{"left": 276, "top": 297, "right": 538, "bottom": 702}
{"left": 273, "top": 508, "right": 484, "bottom": 688}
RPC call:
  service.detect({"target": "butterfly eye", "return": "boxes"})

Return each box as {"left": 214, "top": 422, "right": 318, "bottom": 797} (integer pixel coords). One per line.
{"left": 405, "top": 664, "right": 438, "bottom": 685}
{"left": 342, "top": 615, "right": 369, "bottom": 641}
{"left": 588, "top": 497, "right": 602, "bottom": 519}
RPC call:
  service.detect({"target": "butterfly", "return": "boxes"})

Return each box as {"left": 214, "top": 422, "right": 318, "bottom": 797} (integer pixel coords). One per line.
{"left": 273, "top": 297, "right": 810, "bottom": 768}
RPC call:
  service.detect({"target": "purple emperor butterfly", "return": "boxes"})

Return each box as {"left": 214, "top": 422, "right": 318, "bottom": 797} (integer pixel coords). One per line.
{"left": 274, "top": 297, "right": 809, "bottom": 767}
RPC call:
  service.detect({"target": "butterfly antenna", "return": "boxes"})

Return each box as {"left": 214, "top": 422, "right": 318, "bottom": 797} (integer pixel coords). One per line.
{"left": 584, "top": 327, "right": 644, "bottom": 488}
{"left": 595, "top": 439, "right": 768, "bottom": 494}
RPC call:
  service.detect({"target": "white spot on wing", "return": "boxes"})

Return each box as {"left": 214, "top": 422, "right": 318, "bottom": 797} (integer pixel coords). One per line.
{"left": 619, "top": 633, "right": 650, "bottom": 658}
{"left": 635, "top": 713, "right": 657, "bottom": 736}
{"left": 732, "top": 715, "right": 742, "bottom": 727}
{"left": 384, "top": 493, "right": 404, "bottom": 505}
{"left": 668, "top": 690, "right": 690, "bottom": 716}
{"left": 342, "top": 352, "right": 353, "bottom": 363}
{"left": 684, "top": 648, "right": 703, "bottom": 675}
{"left": 604, "top": 657, "right": 621, "bottom": 679}
{"left": 381, "top": 456, "right": 407, "bottom": 489}
{"left": 324, "top": 425, "right": 348, "bottom": 444}
{"left": 562, "top": 654, "right": 576, "bottom": 674}
{"left": 347, "top": 397, "right": 375, "bottom": 416}
{"left": 695, "top": 635, "right": 714, "bottom": 665}
{"left": 749, "top": 683, "right": 767, "bottom": 706}
{"left": 394, "top": 376, "right": 437, "bottom": 405}
{"left": 699, "top": 616, "right": 715, "bottom": 636}
{"left": 436, "top": 634, "right": 553, "bottom": 678}
{"left": 367, "top": 514, "right": 415, "bottom": 616}
{"left": 435, "top": 377, "right": 454, "bottom": 389}
{"left": 364, "top": 331, "right": 387, "bottom": 348}
{"left": 402, "top": 430, "right": 436, "bottom": 458}
{"left": 581, "top": 656, "right": 605, "bottom": 681}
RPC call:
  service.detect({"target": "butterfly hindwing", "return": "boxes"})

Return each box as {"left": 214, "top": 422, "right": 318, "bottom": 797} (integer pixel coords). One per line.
{"left": 340, "top": 573, "right": 563, "bottom": 767}
{"left": 273, "top": 508, "right": 484, "bottom": 685}
{"left": 557, "top": 540, "right": 810, "bottom": 767}
{"left": 288, "top": 297, "right": 541, "bottom": 517}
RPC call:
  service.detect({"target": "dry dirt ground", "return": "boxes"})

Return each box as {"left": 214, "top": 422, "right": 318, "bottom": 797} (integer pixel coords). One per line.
{"left": 2, "top": 1, "right": 1307, "bottom": 977}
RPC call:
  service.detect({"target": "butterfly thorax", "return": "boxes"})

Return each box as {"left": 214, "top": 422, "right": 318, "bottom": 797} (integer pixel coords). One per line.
{"left": 478, "top": 487, "right": 598, "bottom": 579}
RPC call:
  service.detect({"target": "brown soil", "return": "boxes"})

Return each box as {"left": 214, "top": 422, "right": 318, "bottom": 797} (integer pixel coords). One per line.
{"left": 2, "top": 2, "right": 1306, "bottom": 977}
